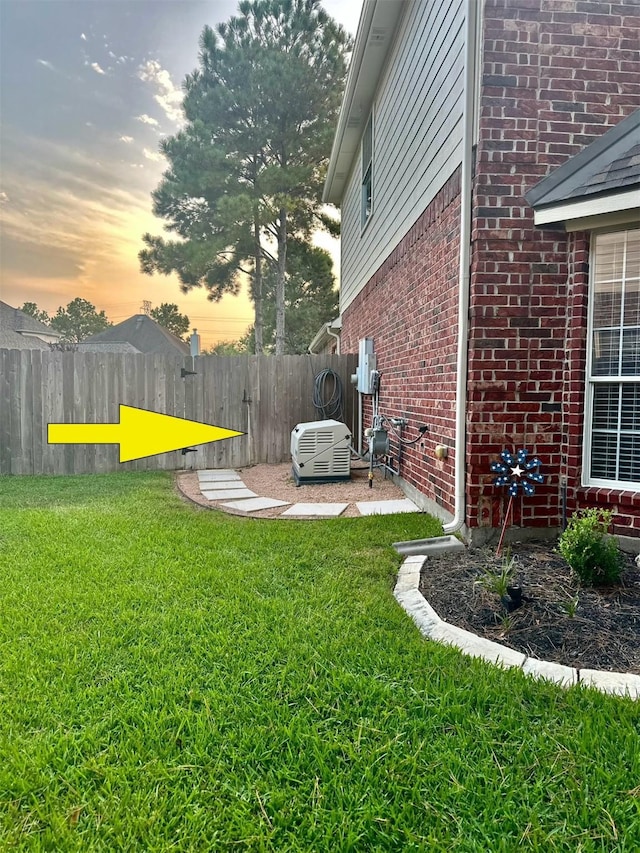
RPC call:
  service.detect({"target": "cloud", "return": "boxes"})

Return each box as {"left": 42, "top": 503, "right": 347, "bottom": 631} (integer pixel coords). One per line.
{"left": 136, "top": 114, "right": 159, "bottom": 127}
{"left": 138, "top": 60, "right": 183, "bottom": 125}
{"left": 80, "top": 33, "right": 87, "bottom": 41}
{"left": 0, "top": 191, "right": 9, "bottom": 204}
{"left": 37, "top": 59, "right": 54, "bottom": 70}
{"left": 91, "top": 62, "right": 106, "bottom": 75}
{"left": 143, "top": 148, "right": 163, "bottom": 163}
{"left": 119, "top": 135, "right": 134, "bottom": 143}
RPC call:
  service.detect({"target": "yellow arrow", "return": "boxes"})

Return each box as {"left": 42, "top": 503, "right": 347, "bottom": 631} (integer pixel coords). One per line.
{"left": 48, "top": 405, "right": 245, "bottom": 463}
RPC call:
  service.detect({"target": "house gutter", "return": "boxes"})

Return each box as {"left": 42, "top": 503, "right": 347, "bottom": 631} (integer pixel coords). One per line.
{"left": 442, "top": 0, "right": 478, "bottom": 535}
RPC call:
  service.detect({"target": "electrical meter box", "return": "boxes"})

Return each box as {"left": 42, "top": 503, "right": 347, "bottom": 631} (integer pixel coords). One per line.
{"left": 357, "top": 338, "right": 377, "bottom": 394}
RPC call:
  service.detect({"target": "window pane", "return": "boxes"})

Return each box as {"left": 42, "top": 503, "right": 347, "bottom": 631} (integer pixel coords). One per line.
{"left": 592, "top": 328, "right": 620, "bottom": 375}
{"left": 362, "top": 115, "right": 372, "bottom": 175}
{"left": 619, "top": 434, "right": 640, "bottom": 482}
{"left": 593, "top": 232, "right": 627, "bottom": 283}
{"left": 592, "top": 285, "right": 622, "bottom": 329}
{"left": 590, "top": 432, "right": 618, "bottom": 480}
{"left": 624, "top": 278, "right": 640, "bottom": 327}
{"left": 592, "top": 384, "right": 620, "bottom": 429}
{"left": 625, "top": 231, "right": 640, "bottom": 278}
{"left": 622, "top": 327, "right": 640, "bottom": 375}
{"left": 621, "top": 383, "right": 640, "bottom": 431}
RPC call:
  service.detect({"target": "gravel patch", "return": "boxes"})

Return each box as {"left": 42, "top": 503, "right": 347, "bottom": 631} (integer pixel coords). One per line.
{"left": 176, "top": 462, "right": 409, "bottom": 518}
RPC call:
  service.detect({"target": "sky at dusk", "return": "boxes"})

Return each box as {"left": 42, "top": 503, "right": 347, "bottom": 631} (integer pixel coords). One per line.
{"left": 0, "top": 0, "right": 361, "bottom": 347}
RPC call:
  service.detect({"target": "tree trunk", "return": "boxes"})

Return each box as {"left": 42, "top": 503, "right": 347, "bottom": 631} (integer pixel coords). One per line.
{"left": 275, "top": 206, "right": 287, "bottom": 356}
{"left": 253, "top": 214, "right": 264, "bottom": 355}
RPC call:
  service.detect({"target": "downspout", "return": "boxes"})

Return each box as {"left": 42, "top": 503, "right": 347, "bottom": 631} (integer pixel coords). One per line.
{"left": 326, "top": 325, "right": 341, "bottom": 354}
{"left": 442, "top": 0, "right": 477, "bottom": 535}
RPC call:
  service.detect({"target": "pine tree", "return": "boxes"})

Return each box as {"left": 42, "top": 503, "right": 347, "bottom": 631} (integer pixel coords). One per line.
{"left": 140, "top": 0, "right": 350, "bottom": 354}
{"left": 244, "top": 243, "right": 338, "bottom": 354}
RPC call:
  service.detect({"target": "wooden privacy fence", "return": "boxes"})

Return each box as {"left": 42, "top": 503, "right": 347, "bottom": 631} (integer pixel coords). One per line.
{"left": 0, "top": 350, "right": 357, "bottom": 475}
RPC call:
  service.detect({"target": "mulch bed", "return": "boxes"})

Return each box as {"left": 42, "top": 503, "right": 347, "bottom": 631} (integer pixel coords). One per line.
{"left": 419, "top": 541, "right": 640, "bottom": 674}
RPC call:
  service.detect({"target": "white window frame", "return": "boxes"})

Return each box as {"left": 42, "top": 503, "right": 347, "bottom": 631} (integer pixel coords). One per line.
{"left": 361, "top": 110, "right": 373, "bottom": 231}
{"left": 583, "top": 227, "right": 640, "bottom": 489}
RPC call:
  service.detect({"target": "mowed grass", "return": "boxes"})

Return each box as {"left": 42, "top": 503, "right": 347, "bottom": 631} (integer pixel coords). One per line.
{"left": 0, "top": 473, "right": 639, "bottom": 851}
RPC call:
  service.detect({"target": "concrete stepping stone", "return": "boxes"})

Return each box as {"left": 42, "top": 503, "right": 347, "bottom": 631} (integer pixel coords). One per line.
{"left": 201, "top": 488, "right": 257, "bottom": 501}
{"left": 222, "top": 497, "right": 290, "bottom": 512}
{"left": 199, "top": 480, "right": 249, "bottom": 493}
{"left": 281, "top": 503, "right": 348, "bottom": 517}
{"left": 356, "top": 499, "right": 420, "bottom": 516}
{"left": 198, "top": 470, "right": 241, "bottom": 482}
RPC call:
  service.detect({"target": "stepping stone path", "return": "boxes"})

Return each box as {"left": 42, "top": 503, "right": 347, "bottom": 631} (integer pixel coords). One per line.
{"left": 222, "top": 497, "right": 290, "bottom": 512}
{"left": 281, "top": 503, "right": 348, "bottom": 517}
{"left": 201, "top": 488, "right": 257, "bottom": 501}
{"left": 195, "top": 470, "right": 422, "bottom": 517}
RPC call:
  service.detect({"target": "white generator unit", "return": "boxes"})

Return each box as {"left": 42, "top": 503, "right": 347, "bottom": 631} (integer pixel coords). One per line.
{"left": 291, "top": 419, "right": 352, "bottom": 485}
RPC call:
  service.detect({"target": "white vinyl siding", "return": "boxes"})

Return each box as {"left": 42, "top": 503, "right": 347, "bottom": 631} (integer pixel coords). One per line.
{"left": 584, "top": 229, "right": 640, "bottom": 487}
{"left": 340, "top": 0, "right": 466, "bottom": 313}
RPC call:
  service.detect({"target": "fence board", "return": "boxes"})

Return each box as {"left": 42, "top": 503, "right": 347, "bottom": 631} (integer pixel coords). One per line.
{"left": 0, "top": 350, "right": 357, "bottom": 476}
{"left": 0, "top": 350, "right": 12, "bottom": 474}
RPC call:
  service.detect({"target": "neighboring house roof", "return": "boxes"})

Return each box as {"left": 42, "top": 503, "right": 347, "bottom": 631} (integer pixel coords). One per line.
{"left": 0, "top": 326, "right": 51, "bottom": 350}
{"left": 526, "top": 109, "right": 640, "bottom": 227}
{"left": 76, "top": 341, "right": 142, "bottom": 354}
{"left": 0, "top": 301, "right": 60, "bottom": 349}
{"left": 83, "top": 314, "right": 190, "bottom": 356}
{"left": 323, "top": 0, "right": 408, "bottom": 204}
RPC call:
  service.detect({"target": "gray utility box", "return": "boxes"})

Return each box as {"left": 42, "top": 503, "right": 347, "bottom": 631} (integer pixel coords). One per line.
{"left": 291, "top": 419, "right": 352, "bottom": 485}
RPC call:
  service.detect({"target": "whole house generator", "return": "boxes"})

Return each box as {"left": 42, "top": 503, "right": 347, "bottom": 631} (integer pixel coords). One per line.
{"left": 291, "top": 419, "right": 352, "bottom": 485}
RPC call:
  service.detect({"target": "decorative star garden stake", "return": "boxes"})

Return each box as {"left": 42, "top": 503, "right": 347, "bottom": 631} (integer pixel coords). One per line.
{"left": 490, "top": 449, "right": 545, "bottom": 556}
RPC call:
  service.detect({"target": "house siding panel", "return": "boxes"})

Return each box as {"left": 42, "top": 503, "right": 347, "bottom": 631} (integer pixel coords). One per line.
{"left": 339, "top": 0, "right": 466, "bottom": 314}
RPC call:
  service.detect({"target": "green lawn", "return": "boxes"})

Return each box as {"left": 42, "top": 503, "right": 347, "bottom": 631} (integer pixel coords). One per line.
{"left": 0, "top": 472, "right": 638, "bottom": 851}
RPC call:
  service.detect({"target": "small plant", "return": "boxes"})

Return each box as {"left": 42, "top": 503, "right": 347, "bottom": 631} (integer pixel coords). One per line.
{"left": 499, "top": 613, "right": 513, "bottom": 634}
{"left": 560, "top": 594, "right": 580, "bottom": 618}
{"left": 476, "top": 550, "right": 516, "bottom": 597}
{"left": 558, "top": 508, "right": 623, "bottom": 586}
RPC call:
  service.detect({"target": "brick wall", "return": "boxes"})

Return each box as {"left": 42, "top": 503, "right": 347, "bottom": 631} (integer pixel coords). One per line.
{"left": 470, "top": 0, "right": 640, "bottom": 535}
{"left": 339, "top": 0, "right": 639, "bottom": 537}
{"left": 341, "top": 171, "right": 462, "bottom": 516}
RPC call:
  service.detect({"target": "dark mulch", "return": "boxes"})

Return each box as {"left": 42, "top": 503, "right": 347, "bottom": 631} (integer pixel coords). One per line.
{"left": 419, "top": 541, "right": 640, "bottom": 674}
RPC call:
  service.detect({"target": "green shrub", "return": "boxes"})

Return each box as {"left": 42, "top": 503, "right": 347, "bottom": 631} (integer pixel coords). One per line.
{"left": 558, "top": 508, "right": 623, "bottom": 586}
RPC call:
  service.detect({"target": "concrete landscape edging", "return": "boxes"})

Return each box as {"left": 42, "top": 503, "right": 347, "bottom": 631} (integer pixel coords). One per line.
{"left": 395, "top": 552, "right": 640, "bottom": 700}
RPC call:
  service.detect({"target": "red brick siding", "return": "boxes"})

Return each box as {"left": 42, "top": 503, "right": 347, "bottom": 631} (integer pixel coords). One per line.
{"left": 471, "top": 0, "right": 640, "bottom": 534}
{"left": 339, "top": 0, "right": 640, "bottom": 536}
{"left": 341, "top": 171, "right": 462, "bottom": 515}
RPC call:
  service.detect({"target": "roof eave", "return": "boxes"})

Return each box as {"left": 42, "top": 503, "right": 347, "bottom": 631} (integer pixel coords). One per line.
{"left": 532, "top": 187, "right": 640, "bottom": 227}
{"left": 323, "top": 0, "right": 407, "bottom": 205}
